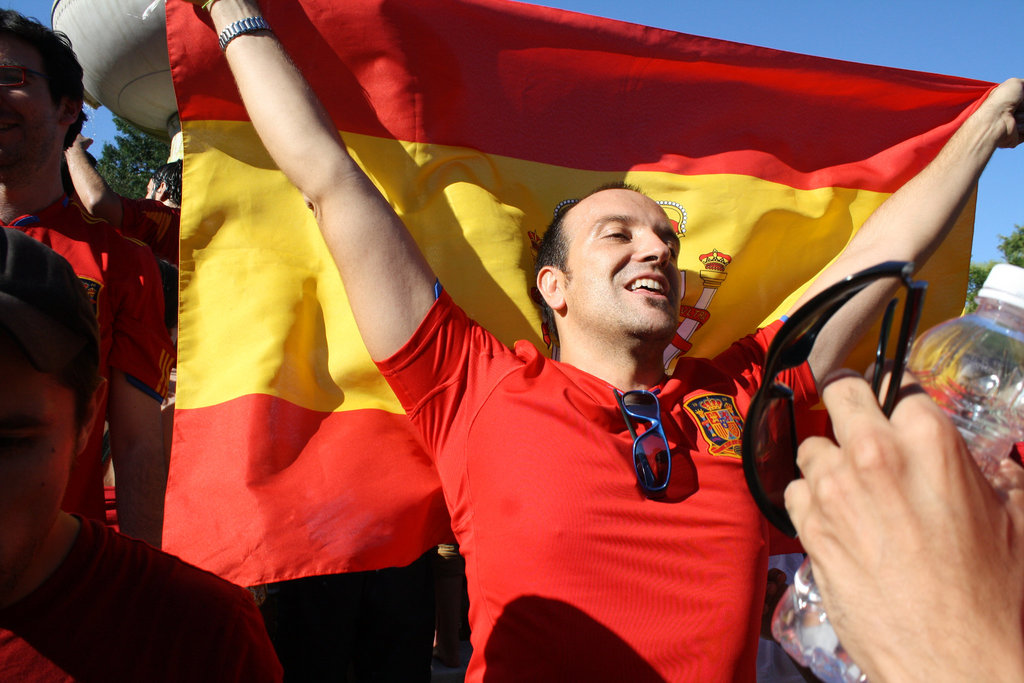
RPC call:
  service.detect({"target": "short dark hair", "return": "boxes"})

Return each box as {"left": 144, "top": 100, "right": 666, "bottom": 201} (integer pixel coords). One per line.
{"left": 0, "top": 9, "right": 86, "bottom": 149}
{"left": 151, "top": 160, "right": 182, "bottom": 206}
{"left": 533, "top": 182, "right": 648, "bottom": 343}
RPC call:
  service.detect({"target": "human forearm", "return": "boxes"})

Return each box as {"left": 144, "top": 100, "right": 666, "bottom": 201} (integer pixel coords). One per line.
{"left": 801, "top": 79, "right": 1022, "bottom": 380}
{"left": 64, "top": 135, "right": 124, "bottom": 226}
{"left": 194, "top": 0, "right": 438, "bottom": 358}
{"left": 842, "top": 82, "right": 1016, "bottom": 268}
{"left": 109, "top": 370, "right": 167, "bottom": 546}
{"left": 837, "top": 80, "right": 1019, "bottom": 269}
{"left": 205, "top": 0, "right": 352, "bottom": 205}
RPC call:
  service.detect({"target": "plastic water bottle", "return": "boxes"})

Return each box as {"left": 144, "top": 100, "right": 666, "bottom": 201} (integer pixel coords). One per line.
{"left": 908, "top": 263, "right": 1024, "bottom": 476}
{"left": 770, "top": 264, "right": 1024, "bottom": 683}
{"left": 771, "top": 559, "right": 866, "bottom": 683}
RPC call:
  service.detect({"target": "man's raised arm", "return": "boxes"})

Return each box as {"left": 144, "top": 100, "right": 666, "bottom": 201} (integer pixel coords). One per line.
{"left": 64, "top": 135, "right": 126, "bottom": 227}
{"left": 792, "top": 78, "right": 1023, "bottom": 382}
{"left": 195, "top": 0, "right": 437, "bottom": 359}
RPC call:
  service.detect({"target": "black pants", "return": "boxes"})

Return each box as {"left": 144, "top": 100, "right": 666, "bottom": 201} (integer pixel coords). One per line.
{"left": 262, "top": 551, "right": 435, "bottom": 683}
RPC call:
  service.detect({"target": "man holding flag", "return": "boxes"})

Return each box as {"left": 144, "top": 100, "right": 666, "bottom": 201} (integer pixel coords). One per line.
{"left": 188, "top": 0, "right": 1021, "bottom": 679}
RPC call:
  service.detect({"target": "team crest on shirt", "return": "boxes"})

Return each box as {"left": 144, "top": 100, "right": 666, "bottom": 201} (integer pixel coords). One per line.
{"left": 78, "top": 277, "right": 101, "bottom": 314}
{"left": 683, "top": 393, "right": 744, "bottom": 459}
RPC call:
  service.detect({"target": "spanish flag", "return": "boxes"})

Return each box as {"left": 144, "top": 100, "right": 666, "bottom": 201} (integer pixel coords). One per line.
{"left": 164, "top": 0, "right": 990, "bottom": 585}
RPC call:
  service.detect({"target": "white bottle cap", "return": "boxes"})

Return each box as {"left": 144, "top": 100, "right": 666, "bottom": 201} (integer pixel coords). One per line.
{"left": 978, "top": 263, "right": 1024, "bottom": 310}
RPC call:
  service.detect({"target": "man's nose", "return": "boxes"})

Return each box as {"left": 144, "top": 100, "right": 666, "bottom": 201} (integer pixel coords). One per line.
{"left": 636, "top": 230, "right": 671, "bottom": 264}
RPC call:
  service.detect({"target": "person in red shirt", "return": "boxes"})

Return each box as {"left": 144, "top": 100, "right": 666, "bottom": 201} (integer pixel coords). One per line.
{"left": 0, "top": 10, "right": 173, "bottom": 547}
{"left": 193, "top": 0, "right": 1023, "bottom": 678}
{"left": 64, "top": 135, "right": 181, "bottom": 263}
{"left": 0, "top": 226, "right": 282, "bottom": 682}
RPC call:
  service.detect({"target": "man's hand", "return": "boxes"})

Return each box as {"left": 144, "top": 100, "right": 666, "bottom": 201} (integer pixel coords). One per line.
{"left": 71, "top": 134, "right": 93, "bottom": 152}
{"left": 784, "top": 372, "right": 1024, "bottom": 683}
{"left": 977, "top": 78, "right": 1024, "bottom": 149}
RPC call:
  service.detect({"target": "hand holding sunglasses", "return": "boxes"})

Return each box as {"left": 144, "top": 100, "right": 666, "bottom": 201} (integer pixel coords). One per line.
{"left": 742, "top": 262, "right": 927, "bottom": 683}
{"left": 778, "top": 373, "right": 1024, "bottom": 683}
{"left": 742, "top": 261, "right": 926, "bottom": 538}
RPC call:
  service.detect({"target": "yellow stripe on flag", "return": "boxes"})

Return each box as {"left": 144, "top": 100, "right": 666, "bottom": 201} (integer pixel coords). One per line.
{"left": 179, "top": 121, "right": 972, "bottom": 413}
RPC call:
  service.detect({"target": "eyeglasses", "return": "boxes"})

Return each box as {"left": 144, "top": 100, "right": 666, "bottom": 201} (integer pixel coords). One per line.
{"left": 614, "top": 388, "right": 672, "bottom": 499}
{"left": 0, "top": 65, "right": 50, "bottom": 87}
{"left": 742, "top": 261, "right": 927, "bottom": 537}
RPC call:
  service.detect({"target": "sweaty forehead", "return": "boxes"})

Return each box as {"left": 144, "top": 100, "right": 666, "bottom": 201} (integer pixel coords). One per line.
{"left": 564, "top": 189, "right": 670, "bottom": 235}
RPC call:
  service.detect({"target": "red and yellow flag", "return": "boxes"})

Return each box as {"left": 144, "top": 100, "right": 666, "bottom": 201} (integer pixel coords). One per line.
{"left": 164, "top": 0, "right": 990, "bottom": 585}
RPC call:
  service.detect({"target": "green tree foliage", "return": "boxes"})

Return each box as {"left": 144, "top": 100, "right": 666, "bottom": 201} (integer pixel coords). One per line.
{"left": 95, "top": 116, "right": 170, "bottom": 200}
{"left": 966, "top": 223, "right": 1024, "bottom": 311}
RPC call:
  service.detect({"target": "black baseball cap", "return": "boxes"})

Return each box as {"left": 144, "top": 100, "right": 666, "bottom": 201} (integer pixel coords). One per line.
{"left": 0, "top": 227, "right": 99, "bottom": 374}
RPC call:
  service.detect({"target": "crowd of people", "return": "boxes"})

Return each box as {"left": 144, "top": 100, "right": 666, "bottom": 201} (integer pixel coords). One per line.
{"left": 1, "top": 1, "right": 1023, "bottom": 681}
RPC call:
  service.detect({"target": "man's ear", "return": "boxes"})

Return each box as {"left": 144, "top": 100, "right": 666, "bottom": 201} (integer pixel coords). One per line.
{"left": 537, "top": 265, "right": 567, "bottom": 315}
{"left": 57, "top": 98, "right": 83, "bottom": 128}
{"left": 153, "top": 182, "right": 171, "bottom": 203}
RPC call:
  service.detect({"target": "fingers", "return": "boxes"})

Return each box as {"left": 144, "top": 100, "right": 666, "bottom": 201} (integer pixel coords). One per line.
{"left": 785, "top": 371, "right": 940, "bottom": 540}
{"left": 805, "top": 371, "right": 891, "bottom": 464}
{"left": 782, "top": 469, "right": 811, "bottom": 539}
{"left": 992, "top": 457, "right": 1024, "bottom": 502}
{"left": 988, "top": 78, "right": 1024, "bottom": 148}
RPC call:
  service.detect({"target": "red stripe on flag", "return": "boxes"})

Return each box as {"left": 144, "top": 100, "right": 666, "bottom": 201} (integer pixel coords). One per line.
{"left": 165, "top": 394, "right": 451, "bottom": 584}
{"left": 168, "top": 0, "right": 991, "bottom": 192}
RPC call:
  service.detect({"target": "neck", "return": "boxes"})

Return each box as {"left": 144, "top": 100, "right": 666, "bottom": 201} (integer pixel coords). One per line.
{"left": 558, "top": 332, "right": 668, "bottom": 390}
{"left": 0, "top": 167, "right": 65, "bottom": 224}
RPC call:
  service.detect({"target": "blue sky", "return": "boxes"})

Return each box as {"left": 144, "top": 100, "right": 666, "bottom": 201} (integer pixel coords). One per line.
{"left": 25, "top": 0, "right": 1024, "bottom": 261}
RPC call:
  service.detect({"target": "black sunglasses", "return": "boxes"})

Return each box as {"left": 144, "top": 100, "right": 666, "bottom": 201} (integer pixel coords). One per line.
{"left": 614, "top": 388, "right": 672, "bottom": 499}
{"left": 741, "top": 261, "right": 927, "bottom": 537}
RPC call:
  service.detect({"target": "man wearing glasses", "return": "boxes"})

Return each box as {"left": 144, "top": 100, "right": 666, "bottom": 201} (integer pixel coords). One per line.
{"left": 0, "top": 10, "right": 173, "bottom": 548}
{"left": 194, "top": 0, "right": 1023, "bottom": 679}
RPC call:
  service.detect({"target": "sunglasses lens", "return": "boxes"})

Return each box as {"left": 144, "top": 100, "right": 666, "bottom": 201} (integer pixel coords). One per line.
{"left": 751, "top": 391, "right": 798, "bottom": 511}
{"left": 623, "top": 391, "right": 659, "bottom": 419}
{"left": 634, "top": 431, "right": 670, "bottom": 489}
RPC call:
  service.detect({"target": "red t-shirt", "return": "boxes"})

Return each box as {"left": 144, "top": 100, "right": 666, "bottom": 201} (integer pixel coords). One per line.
{"left": 378, "top": 292, "right": 818, "bottom": 682}
{"left": 119, "top": 196, "right": 180, "bottom": 263}
{"left": 0, "top": 518, "right": 282, "bottom": 682}
{"left": 6, "top": 198, "right": 175, "bottom": 522}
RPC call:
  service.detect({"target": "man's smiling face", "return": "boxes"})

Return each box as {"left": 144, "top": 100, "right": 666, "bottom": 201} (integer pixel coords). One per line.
{"left": 552, "top": 188, "right": 683, "bottom": 349}
{"left": 0, "top": 35, "right": 76, "bottom": 184}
